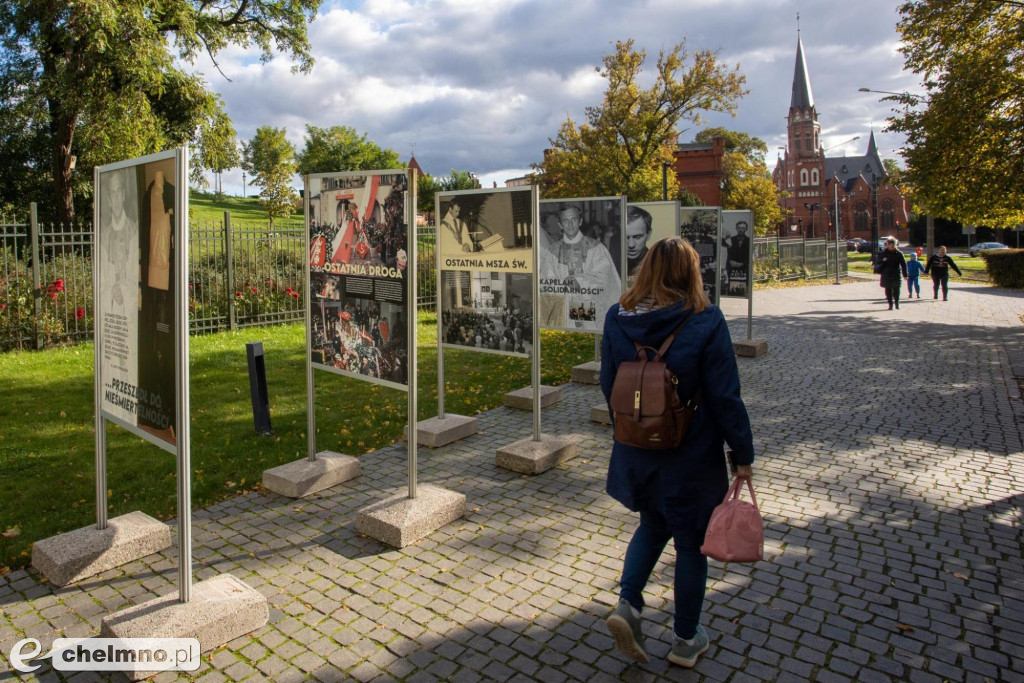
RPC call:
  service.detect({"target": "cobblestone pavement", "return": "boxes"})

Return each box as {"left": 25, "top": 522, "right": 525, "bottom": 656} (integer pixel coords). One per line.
{"left": 3, "top": 279, "right": 1023, "bottom": 682}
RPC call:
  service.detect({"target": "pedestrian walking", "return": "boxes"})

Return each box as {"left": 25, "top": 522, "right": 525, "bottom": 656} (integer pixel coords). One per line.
{"left": 906, "top": 252, "right": 926, "bottom": 299}
{"left": 874, "top": 238, "right": 908, "bottom": 310}
{"left": 599, "top": 237, "right": 755, "bottom": 668}
{"left": 924, "top": 245, "right": 963, "bottom": 301}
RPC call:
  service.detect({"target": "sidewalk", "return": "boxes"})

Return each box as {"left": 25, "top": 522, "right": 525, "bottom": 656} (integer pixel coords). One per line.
{"left": 3, "top": 279, "right": 1024, "bottom": 682}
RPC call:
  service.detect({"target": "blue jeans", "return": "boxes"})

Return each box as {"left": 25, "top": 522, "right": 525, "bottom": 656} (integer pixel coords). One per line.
{"left": 619, "top": 509, "right": 708, "bottom": 639}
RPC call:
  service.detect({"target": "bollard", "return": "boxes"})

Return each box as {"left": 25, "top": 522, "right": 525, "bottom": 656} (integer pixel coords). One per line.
{"left": 246, "top": 342, "right": 273, "bottom": 436}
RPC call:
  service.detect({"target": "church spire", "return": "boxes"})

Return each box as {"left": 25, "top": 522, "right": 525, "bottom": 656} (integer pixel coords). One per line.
{"left": 790, "top": 36, "right": 815, "bottom": 110}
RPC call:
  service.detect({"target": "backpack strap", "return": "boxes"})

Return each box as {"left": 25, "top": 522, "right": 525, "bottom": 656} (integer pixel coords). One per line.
{"left": 631, "top": 313, "right": 692, "bottom": 360}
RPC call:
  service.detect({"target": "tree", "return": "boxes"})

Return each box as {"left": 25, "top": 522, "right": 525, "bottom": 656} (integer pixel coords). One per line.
{"left": 243, "top": 127, "right": 298, "bottom": 228}
{"left": 191, "top": 103, "right": 240, "bottom": 195}
{"left": 295, "top": 125, "right": 401, "bottom": 176}
{"left": 0, "top": 0, "right": 320, "bottom": 224}
{"left": 417, "top": 169, "right": 480, "bottom": 215}
{"left": 535, "top": 39, "right": 746, "bottom": 201}
{"left": 695, "top": 127, "right": 785, "bottom": 236}
{"left": 889, "top": 1, "right": 1024, "bottom": 227}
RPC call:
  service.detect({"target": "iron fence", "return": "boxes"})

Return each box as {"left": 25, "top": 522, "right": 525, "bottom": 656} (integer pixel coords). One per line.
{"left": 1, "top": 205, "right": 305, "bottom": 350}
{"left": 753, "top": 236, "right": 848, "bottom": 283}
{"left": 2, "top": 206, "right": 850, "bottom": 351}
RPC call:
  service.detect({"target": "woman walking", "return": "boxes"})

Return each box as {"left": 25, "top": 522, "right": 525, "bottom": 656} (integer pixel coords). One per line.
{"left": 875, "top": 238, "right": 908, "bottom": 310}
{"left": 924, "top": 245, "right": 963, "bottom": 301}
{"left": 600, "top": 237, "right": 755, "bottom": 668}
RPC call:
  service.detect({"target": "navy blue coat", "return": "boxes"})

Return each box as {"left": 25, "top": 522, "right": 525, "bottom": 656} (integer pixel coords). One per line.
{"left": 600, "top": 301, "right": 754, "bottom": 544}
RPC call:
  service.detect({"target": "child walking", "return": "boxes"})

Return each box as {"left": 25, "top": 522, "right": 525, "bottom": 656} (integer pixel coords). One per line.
{"left": 906, "top": 253, "right": 925, "bottom": 298}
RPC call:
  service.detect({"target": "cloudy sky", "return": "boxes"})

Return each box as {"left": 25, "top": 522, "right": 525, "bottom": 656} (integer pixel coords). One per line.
{"left": 192, "top": 0, "right": 922, "bottom": 195}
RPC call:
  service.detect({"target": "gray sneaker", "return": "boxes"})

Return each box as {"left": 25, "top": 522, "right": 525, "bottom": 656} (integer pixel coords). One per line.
{"left": 606, "top": 600, "right": 649, "bottom": 663}
{"left": 667, "top": 624, "right": 709, "bottom": 668}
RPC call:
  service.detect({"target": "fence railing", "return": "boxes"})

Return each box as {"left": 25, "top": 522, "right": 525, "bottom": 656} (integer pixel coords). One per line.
{"left": 1, "top": 205, "right": 306, "bottom": 350}
{"left": 3, "top": 207, "right": 848, "bottom": 351}
{"left": 753, "top": 236, "right": 848, "bottom": 283}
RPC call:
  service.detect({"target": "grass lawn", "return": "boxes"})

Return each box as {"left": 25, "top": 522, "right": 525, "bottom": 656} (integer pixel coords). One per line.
{"left": 189, "top": 191, "right": 302, "bottom": 229}
{"left": 0, "top": 313, "right": 594, "bottom": 572}
{"left": 846, "top": 250, "right": 991, "bottom": 281}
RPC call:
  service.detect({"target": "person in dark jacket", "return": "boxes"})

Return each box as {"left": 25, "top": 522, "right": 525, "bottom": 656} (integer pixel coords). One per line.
{"left": 600, "top": 237, "right": 755, "bottom": 668}
{"left": 874, "top": 238, "right": 908, "bottom": 310}
{"left": 924, "top": 245, "right": 962, "bottom": 301}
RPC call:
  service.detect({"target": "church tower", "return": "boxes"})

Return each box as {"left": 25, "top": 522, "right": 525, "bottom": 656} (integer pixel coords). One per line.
{"left": 774, "top": 34, "right": 827, "bottom": 237}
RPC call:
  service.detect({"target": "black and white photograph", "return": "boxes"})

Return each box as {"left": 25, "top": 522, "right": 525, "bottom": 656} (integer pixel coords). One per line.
{"left": 308, "top": 171, "right": 409, "bottom": 388}
{"left": 440, "top": 271, "right": 533, "bottom": 357}
{"left": 625, "top": 201, "right": 678, "bottom": 286}
{"left": 679, "top": 206, "right": 722, "bottom": 304}
{"left": 538, "top": 197, "right": 624, "bottom": 332}
{"left": 438, "top": 188, "right": 534, "bottom": 274}
{"left": 721, "top": 210, "right": 754, "bottom": 299}
{"left": 96, "top": 152, "right": 181, "bottom": 451}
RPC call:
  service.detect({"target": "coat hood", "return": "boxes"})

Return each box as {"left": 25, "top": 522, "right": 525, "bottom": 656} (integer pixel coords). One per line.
{"left": 610, "top": 301, "right": 695, "bottom": 349}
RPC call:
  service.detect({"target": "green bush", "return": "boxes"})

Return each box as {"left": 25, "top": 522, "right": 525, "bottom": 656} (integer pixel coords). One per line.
{"left": 982, "top": 249, "right": 1024, "bottom": 288}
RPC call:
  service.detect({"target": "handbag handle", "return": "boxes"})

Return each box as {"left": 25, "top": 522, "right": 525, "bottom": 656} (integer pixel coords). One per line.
{"left": 724, "top": 476, "right": 758, "bottom": 510}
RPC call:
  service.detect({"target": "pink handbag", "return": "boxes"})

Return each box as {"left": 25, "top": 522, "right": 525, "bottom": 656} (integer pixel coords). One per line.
{"left": 700, "top": 476, "right": 764, "bottom": 563}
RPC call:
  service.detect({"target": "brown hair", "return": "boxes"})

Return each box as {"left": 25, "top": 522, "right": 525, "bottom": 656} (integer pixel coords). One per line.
{"left": 619, "top": 237, "right": 708, "bottom": 314}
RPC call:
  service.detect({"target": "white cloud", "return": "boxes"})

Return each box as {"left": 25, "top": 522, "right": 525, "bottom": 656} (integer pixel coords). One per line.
{"left": 192, "top": 0, "right": 918, "bottom": 194}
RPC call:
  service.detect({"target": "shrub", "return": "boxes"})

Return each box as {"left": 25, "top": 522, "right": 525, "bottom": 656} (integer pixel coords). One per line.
{"left": 983, "top": 249, "right": 1024, "bottom": 288}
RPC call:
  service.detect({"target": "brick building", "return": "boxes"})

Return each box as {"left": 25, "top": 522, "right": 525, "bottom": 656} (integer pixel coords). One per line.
{"left": 772, "top": 36, "right": 908, "bottom": 240}
{"left": 668, "top": 137, "right": 725, "bottom": 206}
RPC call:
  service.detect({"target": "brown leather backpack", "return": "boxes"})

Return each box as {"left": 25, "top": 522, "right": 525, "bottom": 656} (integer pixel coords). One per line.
{"left": 609, "top": 318, "right": 700, "bottom": 450}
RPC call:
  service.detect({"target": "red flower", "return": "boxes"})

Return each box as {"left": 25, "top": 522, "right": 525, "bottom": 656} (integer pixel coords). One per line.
{"left": 235, "top": 291, "right": 243, "bottom": 298}
{"left": 265, "top": 278, "right": 272, "bottom": 286}
{"left": 54, "top": 279, "right": 65, "bottom": 292}
{"left": 285, "top": 287, "right": 294, "bottom": 295}
{"left": 75, "top": 308, "right": 85, "bottom": 319}
{"left": 0, "top": 303, "right": 5, "bottom": 310}
{"left": 291, "top": 291, "right": 300, "bottom": 299}
{"left": 50, "top": 292, "right": 58, "bottom": 300}
{"left": 251, "top": 287, "right": 258, "bottom": 294}
{"left": 188, "top": 284, "right": 194, "bottom": 291}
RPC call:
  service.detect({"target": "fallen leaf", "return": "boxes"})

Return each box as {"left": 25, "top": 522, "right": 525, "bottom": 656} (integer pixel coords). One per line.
{"left": 2, "top": 526, "right": 20, "bottom": 539}
{"left": 953, "top": 572, "right": 969, "bottom": 580}
{"left": 896, "top": 624, "right": 914, "bottom": 632}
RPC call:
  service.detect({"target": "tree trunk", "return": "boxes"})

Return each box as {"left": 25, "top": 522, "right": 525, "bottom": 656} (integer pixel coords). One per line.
{"left": 48, "top": 99, "right": 77, "bottom": 227}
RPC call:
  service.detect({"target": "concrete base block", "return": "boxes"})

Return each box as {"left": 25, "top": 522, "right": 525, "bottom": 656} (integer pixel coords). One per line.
{"left": 503, "top": 385, "right": 564, "bottom": 410}
{"left": 356, "top": 485, "right": 466, "bottom": 548}
{"left": 101, "top": 574, "right": 268, "bottom": 681}
{"left": 733, "top": 339, "right": 768, "bottom": 357}
{"left": 404, "top": 414, "right": 479, "bottom": 448}
{"left": 590, "top": 403, "right": 612, "bottom": 425}
{"left": 571, "top": 361, "right": 601, "bottom": 385}
{"left": 495, "top": 434, "right": 579, "bottom": 475}
{"left": 262, "top": 451, "right": 359, "bottom": 498}
{"left": 31, "top": 511, "right": 172, "bottom": 587}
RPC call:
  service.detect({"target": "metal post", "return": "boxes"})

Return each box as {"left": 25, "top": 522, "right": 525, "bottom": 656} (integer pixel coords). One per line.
{"left": 870, "top": 175, "right": 880, "bottom": 264}
{"left": 224, "top": 211, "right": 236, "bottom": 331}
{"left": 408, "top": 169, "right": 418, "bottom": 499}
{"left": 304, "top": 177, "right": 317, "bottom": 462}
{"left": 436, "top": 194, "right": 445, "bottom": 420}
{"left": 531, "top": 187, "right": 541, "bottom": 442}
{"left": 662, "top": 163, "right": 669, "bottom": 202}
{"left": 29, "top": 203, "right": 42, "bottom": 349}
{"left": 834, "top": 179, "right": 841, "bottom": 284}
{"left": 177, "top": 148, "right": 193, "bottom": 603}
{"left": 90, "top": 180, "right": 108, "bottom": 531}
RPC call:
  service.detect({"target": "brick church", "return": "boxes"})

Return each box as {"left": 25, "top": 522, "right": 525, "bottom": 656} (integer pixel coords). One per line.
{"left": 772, "top": 36, "right": 908, "bottom": 240}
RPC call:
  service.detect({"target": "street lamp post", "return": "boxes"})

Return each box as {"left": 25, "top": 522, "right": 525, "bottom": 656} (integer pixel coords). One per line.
{"left": 662, "top": 162, "right": 672, "bottom": 201}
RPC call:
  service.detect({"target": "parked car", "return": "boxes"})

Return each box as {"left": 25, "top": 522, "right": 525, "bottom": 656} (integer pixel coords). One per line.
{"left": 968, "top": 242, "right": 1009, "bottom": 257}
{"left": 856, "top": 240, "right": 875, "bottom": 253}
{"left": 846, "top": 238, "right": 867, "bottom": 251}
